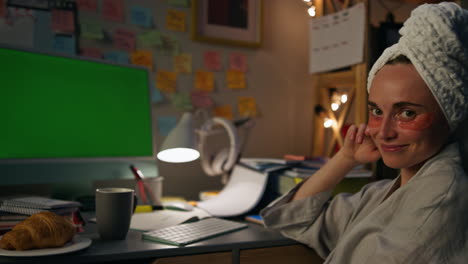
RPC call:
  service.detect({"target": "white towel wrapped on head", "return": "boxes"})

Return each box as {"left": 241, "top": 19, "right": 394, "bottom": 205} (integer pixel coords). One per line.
{"left": 367, "top": 2, "right": 468, "bottom": 131}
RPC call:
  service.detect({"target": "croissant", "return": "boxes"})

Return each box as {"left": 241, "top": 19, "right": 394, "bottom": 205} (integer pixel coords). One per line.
{"left": 0, "top": 211, "right": 76, "bottom": 251}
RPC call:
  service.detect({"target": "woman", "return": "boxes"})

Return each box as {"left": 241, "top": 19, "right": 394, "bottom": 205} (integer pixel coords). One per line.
{"left": 261, "top": 2, "right": 468, "bottom": 263}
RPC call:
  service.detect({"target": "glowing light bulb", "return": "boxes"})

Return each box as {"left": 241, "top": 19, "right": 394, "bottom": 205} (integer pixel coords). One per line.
{"left": 323, "top": 118, "right": 334, "bottom": 128}
{"left": 303, "top": 0, "right": 311, "bottom": 2}
{"left": 331, "top": 103, "right": 340, "bottom": 111}
{"left": 341, "top": 94, "right": 348, "bottom": 103}
{"left": 308, "top": 6, "right": 316, "bottom": 17}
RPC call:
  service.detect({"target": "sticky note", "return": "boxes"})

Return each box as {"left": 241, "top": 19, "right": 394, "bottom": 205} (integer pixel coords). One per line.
{"left": 102, "top": 0, "right": 124, "bottom": 22}
{"left": 130, "top": 50, "right": 153, "bottom": 70}
{"left": 76, "top": 0, "right": 97, "bottom": 12}
{"left": 34, "top": 11, "right": 54, "bottom": 52}
{"left": 0, "top": 0, "right": 6, "bottom": 17}
{"left": 157, "top": 116, "right": 178, "bottom": 137}
{"left": 138, "top": 30, "right": 162, "bottom": 47}
{"left": 53, "top": 35, "right": 76, "bottom": 55}
{"left": 161, "top": 34, "right": 180, "bottom": 56}
{"left": 238, "top": 96, "right": 257, "bottom": 117}
{"left": 168, "top": 0, "right": 189, "bottom": 7}
{"left": 229, "top": 52, "right": 247, "bottom": 72}
{"left": 191, "top": 91, "right": 213, "bottom": 108}
{"left": 213, "top": 105, "right": 233, "bottom": 120}
{"left": 80, "top": 47, "right": 102, "bottom": 59}
{"left": 151, "top": 86, "right": 164, "bottom": 103}
{"left": 195, "top": 70, "right": 214, "bottom": 92}
{"left": 226, "top": 70, "right": 246, "bottom": 89}
{"left": 103, "top": 51, "right": 129, "bottom": 64}
{"left": 80, "top": 20, "right": 103, "bottom": 40}
{"left": 156, "top": 70, "right": 177, "bottom": 93}
{"left": 166, "top": 9, "right": 186, "bottom": 32}
{"left": 51, "top": 9, "right": 75, "bottom": 34}
{"left": 114, "top": 28, "right": 136, "bottom": 52}
{"left": 203, "top": 51, "right": 222, "bottom": 71}
{"left": 173, "top": 53, "right": 192, "bottom": 74}
{"left": 171, "top": 92, "right": 193, "bottom": 111}
{"left": 130, "top": 6, "right": 152, "bottom": 28}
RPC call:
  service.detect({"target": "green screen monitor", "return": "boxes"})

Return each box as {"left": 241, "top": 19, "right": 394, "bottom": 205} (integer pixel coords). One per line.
{"left": 0, "top": 46, "right": 155, "bottom": 162}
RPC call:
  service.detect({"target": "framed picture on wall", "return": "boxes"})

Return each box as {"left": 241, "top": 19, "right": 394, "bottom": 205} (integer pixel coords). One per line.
{"left": 191, "top": 0, "right": 262, "bottom": 48}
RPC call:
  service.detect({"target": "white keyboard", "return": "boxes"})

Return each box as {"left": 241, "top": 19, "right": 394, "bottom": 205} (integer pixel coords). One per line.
{"left": 142, "top": 218, "right": 248, "bottom": 246}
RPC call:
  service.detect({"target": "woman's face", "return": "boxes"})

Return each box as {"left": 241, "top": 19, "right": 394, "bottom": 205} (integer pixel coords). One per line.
{"left": 367, "top": 64, "right": 450, "bottom": 174}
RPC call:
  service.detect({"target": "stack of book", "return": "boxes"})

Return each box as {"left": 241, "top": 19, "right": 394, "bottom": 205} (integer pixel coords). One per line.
{"left": 0, "top": 196, "right": 83, "bottom": 233}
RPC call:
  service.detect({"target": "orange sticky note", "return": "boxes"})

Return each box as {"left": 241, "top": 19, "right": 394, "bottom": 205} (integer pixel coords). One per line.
{"left": 226, "top": 70, "right": 245, "bottom": 89}
{"left": 156, "top": 70, "right": 177, "bottom": 93}
{"left": 76, "top": 0, "right": 97, "bottom": 12}
{"left": 238, "top": 96, "right": 257, "bottom": 117}
{"left": 213, "top": 105, "right": 233, "bottom": 120}
{"left": 195, "top": 70, "right": 214, "bottom": 92}
{"left": 173, "top": 53, "right": 192, "bottom": 74}
{"left": 114, "top": 28, "right": 136, "bottom": 52}
{"left": 131, "top": 50, "right": 154, "bottom": 70}
{"left": 203, "top": 51, "right": 222, "bottom": 71}
{"left": 166, "top": 9, "right": 186, "bottom": 32}
{"left": 51, "top": 9, "right": 75, "bottom": 34}
{"left": 229, "top": 52, "right": 247, "bottom": 72}
{"left": 80, "top": 47, "right": 102, "bottom": 59}
{"left": 102, "top": 0, "right": 124, "bottom": 22}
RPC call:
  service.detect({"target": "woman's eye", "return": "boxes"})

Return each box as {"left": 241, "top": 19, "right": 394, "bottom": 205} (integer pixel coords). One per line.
{"left": 369, "top": 108, "right": 382, "bottom": 116}
{"left": 400, "top": 110, "right": 416, "bottom": 119}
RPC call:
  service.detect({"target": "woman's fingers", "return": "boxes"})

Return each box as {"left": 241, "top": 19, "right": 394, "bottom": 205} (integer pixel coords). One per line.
{"left": 356, "top": 123, "right": 367, "bottom": 144}
{"left": 345, "top": 124, "right": 357, "bottom": 143}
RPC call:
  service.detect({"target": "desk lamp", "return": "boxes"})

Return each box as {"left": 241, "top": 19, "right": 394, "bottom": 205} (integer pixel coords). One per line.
{"left": 157, "top": 112, "right": 200, "bottom": 163}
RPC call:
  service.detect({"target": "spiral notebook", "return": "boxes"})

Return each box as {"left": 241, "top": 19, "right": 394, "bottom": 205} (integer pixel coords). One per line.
{"left": 0, "top": 196, "right": 81, "bottom": 216}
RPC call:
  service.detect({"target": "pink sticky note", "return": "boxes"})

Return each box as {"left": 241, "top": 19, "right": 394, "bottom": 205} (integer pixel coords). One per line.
{"left": 80, "top": 47, "right": 102, "bottom": 59}
{"left": 102, "top": 0, "right": 124, "bottom": 22}
{"left": 229, "top": 52, "right": 247, "bottom": 72}
{"left": 191, "top": 91, "right": 213, "bottom": 108}
{"left": 0, "top": 0, "right": 6, "bottom": 17}
{"left": 203, "top": 51, "right": 222, "bottom": 71}
{"left": 114, "top": 28, "right": 136, "bottom": 52}
{"left": 76, "top": 0, "right": 97, "bottom": 12}
{"left": 51, "top": 9, "right": 75, "bottom": 34}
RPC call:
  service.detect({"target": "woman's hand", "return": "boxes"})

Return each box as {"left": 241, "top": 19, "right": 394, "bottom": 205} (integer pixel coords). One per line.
{"left": 340, "top": 124, "right": 381, "bottom": 165}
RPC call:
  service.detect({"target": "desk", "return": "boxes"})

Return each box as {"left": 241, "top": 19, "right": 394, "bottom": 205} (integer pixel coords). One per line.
{"left": 0, "top": 217, "right": 324, "bottom": 264}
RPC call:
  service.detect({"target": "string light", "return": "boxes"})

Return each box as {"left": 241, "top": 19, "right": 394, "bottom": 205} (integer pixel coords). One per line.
{"left": 323, "top": 118, "right": 335, "bottom": 128}
{"left": 303, "top": 0, "right": 316, "bottom": 17}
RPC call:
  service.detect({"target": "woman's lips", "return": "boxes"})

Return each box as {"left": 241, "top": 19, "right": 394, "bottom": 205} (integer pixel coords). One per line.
{"left": 380, "top": 144, "right": 408, "bottom": 152}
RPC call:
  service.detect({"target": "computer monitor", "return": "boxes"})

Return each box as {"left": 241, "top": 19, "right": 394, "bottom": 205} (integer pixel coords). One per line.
{"left": 0, "top": 45, "right": 156, "bottom": 163}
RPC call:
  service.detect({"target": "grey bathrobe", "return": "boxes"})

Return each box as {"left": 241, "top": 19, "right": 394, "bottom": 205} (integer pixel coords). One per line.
{"left": 261, "top": 143, "right": 468, "bottom": 263}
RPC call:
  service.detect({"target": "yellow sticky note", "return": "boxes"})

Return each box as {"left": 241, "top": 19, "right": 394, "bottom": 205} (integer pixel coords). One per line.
{"left": 174, "top": 53, "right": 192, "bottom": 74}
{"left": 213, "top": 105, "right": 233, "bottom": 120}
{"left": 166, "top": 9, "right": 186, "bottom": 32}
{"left": 238, "top": 96, "right": 257, "bottom": 117}
{"left": 226, "top": 70, "right": 245, "bottom": 89}
{"left": 130, "top": 50, "right": 153, "bottom": 70}
{"left": 194, "top": 70, "right": 214, "bottom": 92}
{"left": 156, "top": 70, "right": 177, "bottom": 93}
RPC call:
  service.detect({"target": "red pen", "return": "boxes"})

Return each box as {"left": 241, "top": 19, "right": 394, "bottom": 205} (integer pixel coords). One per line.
{"left": 130, "top": 165, "right": 148, "bottom": 204}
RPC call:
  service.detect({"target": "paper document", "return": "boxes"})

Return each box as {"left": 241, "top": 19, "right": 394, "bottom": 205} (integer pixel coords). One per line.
{"left": 130, "top": 207, "right": 211, "bottom": 231}
{"left": 309, "top": 2, "right": 366, "bottom": 73}
{"left": 197, "top": 165, "right": 268, "bottom": 217}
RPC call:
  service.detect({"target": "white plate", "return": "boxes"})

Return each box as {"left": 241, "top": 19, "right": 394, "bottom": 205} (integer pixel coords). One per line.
{"left": 0, "top": 235, "right": 92, "bottom": 257}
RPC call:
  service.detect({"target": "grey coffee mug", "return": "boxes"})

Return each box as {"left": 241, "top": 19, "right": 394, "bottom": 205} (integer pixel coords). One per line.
{"left": 95, "top": 188, "right": 135, "bottom": 240}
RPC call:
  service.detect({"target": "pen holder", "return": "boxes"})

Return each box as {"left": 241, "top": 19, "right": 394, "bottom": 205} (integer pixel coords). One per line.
{"left": 135, "top": 177, "right": 163, "bottom": 207}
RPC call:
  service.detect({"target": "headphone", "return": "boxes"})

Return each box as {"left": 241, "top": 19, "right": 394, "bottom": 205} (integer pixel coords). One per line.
{"left": 198, "top": 117, "right": 240, "bottom": 177}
